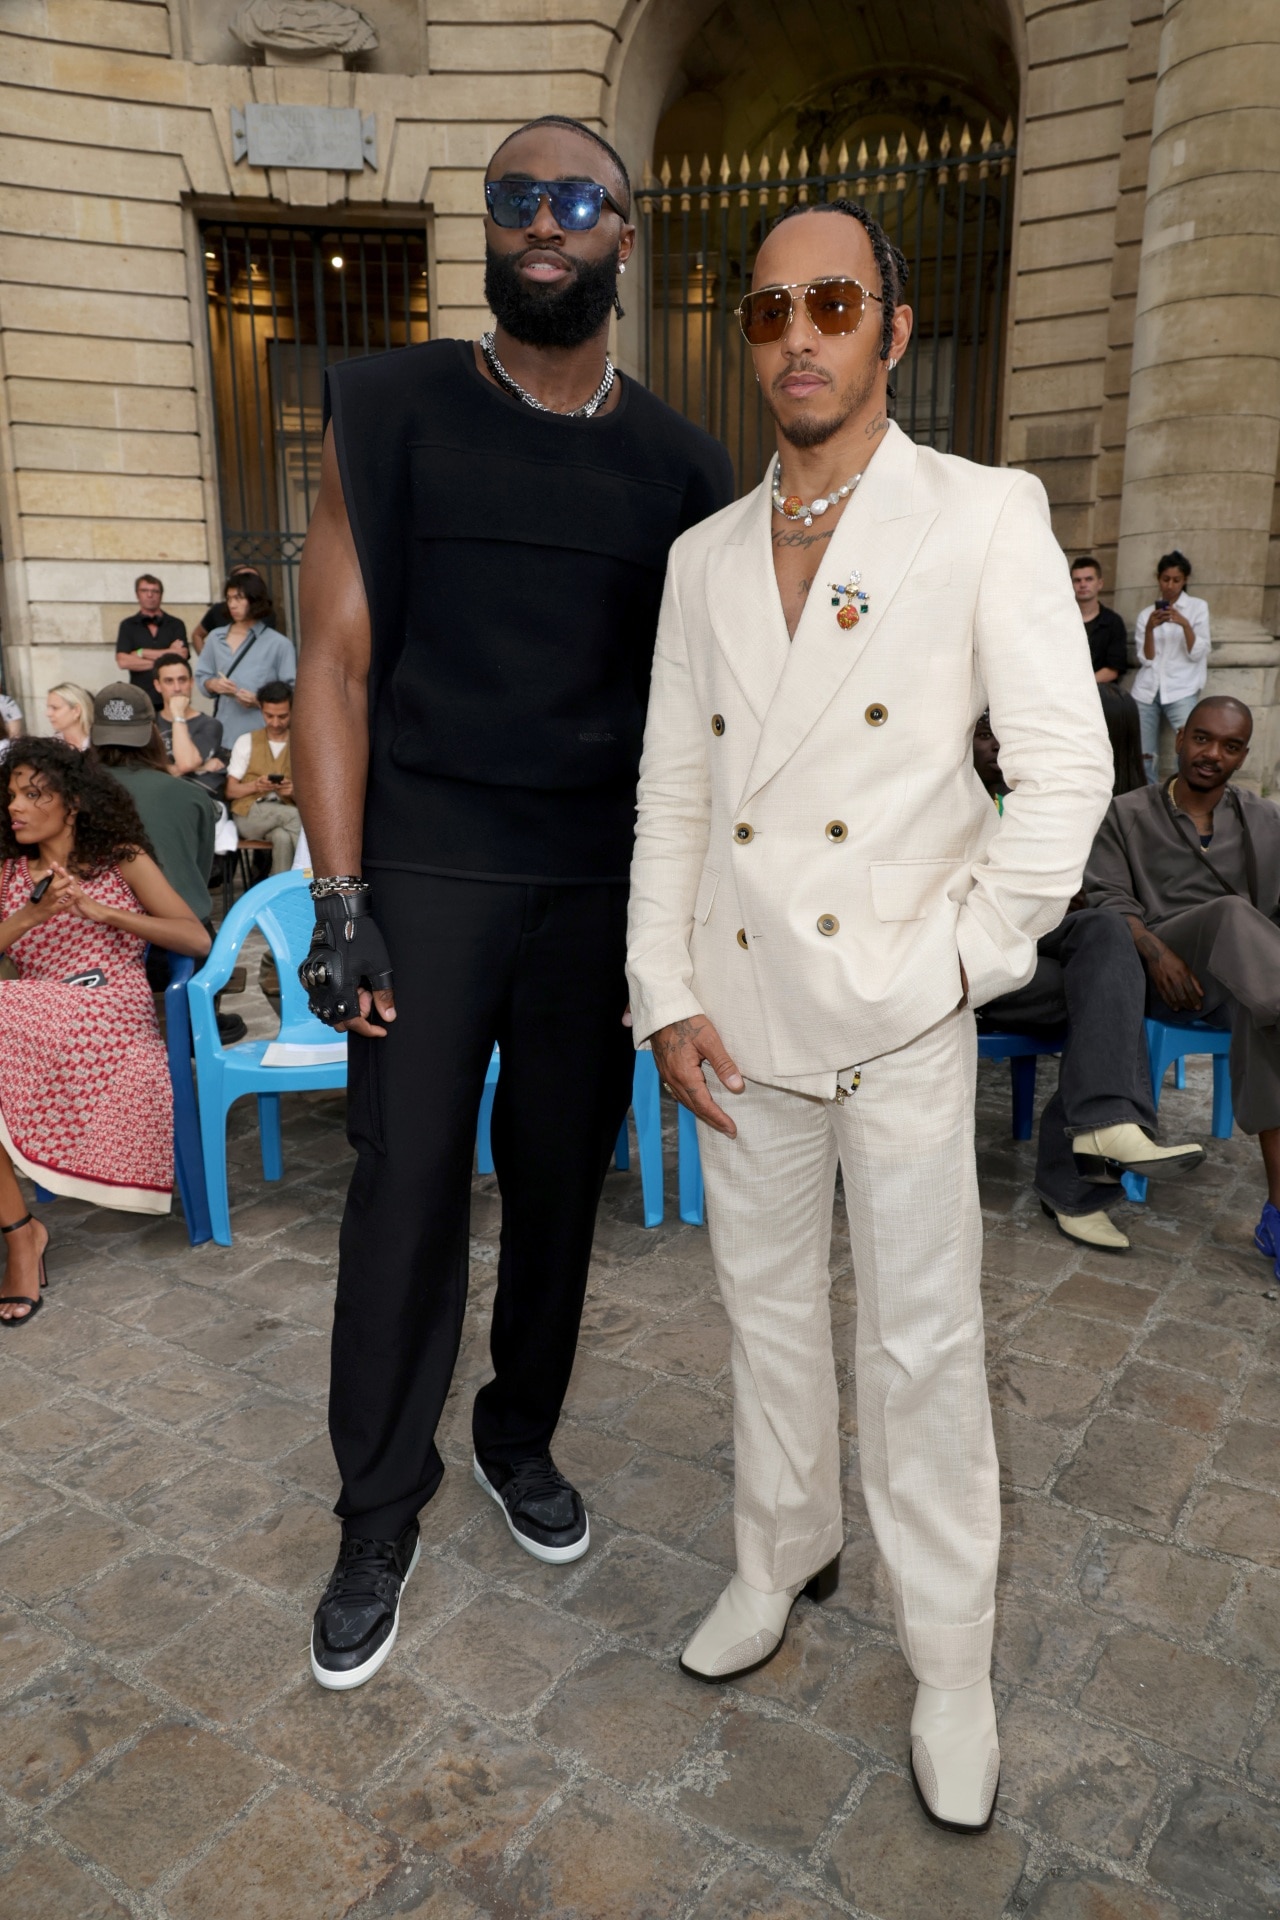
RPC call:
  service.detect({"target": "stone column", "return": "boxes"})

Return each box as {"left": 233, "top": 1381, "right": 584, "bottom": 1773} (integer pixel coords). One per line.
{"left": 1114, "top": 0, "right": 1280, "bottom": 788}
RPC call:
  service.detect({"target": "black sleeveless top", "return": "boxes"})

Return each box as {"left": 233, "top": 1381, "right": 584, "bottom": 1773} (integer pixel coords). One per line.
{"left": 326, "top": 339, "right": 734, "bottom": 882}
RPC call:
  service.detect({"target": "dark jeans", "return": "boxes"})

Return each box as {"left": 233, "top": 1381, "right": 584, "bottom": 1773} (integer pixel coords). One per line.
{"left": 982, "top": 909, "right": 1156, "bottom": 1215}
{"left": 330, "top": 869, "right": 635, "bottom": 1539}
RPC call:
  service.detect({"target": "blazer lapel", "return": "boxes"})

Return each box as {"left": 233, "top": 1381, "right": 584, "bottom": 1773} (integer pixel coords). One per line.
{"left": 738, "top": 425, "right": 935, "bottom": 808}
{"left": 706, "top": 479, "right": 790, "bottom": 725}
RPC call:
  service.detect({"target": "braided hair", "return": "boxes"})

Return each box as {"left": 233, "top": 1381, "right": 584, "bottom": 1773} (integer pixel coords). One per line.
{"left": 774, "top": 199, "right": 909, "bottom": 366}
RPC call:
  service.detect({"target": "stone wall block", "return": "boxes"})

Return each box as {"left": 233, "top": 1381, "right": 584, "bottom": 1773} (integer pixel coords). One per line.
{"left": 1106, "top": 293, "right": 1136, "bottom": 349}
{"left": 0, "top": 233, "right": 188, "bottom": 298}
{"left": 434, "top": 260, "right": 488, "bottom": 309}
{"left": 0, "top": 134, "right": 187, "bottom": 202}
{"left": 0, "top": 283, "right": 189, "bottom": 343}
{"left": 1132, "top": 292, "right": 1280, "bottom": 371}
{"left": 1122, "top": 416, "right": 1280, "bottom": 485}
{"left": 18, "top": 471, "right": 205, "bottom": 521}
{"left": 1011, "top": 260, "right": 1113, "bottom": 321}
{"left": 1, "top": 333, "right": 194, "bottom": 388}
{"left": 1120, "top": 73, "right": 1158, "bottom": 142}
{"left": 1020, "top": 159, "right": 1122, "bottom": 224}
{"left": 1020, "top": 104, "right": 1125, "bottom": 171}
{"left": 1120, "top": 467, "right": 1276, "bottom": 539}
{"left": 428, "top": 24, "right": 619, "bottom": 74}
{"left": 1026, "top": 0, "right": 1130, "bottom": 65}
{"left": 7, "top": 379, "right": 197, "bottom": 435}
{"left": 1144, "top": 163, "right": 1280, "bottom": 240}
{"left": 11, "top": 424, "right": 201, "bottom": 479}
{"left": 4, "top": 35, "right": 189, "bottom": 107}
{"left": 0, "top": 186, "right": 184, "bottom": 250}
{"left": 10, "top": 1, "right": 172, "bottom": 57}
{"left": 1036, "top": 456, "right": 1101, "bottom": 507}
{"left": 1010, "top": 362, "right": 1107, "bottom": 419}
{"left": 21, "top": 516, "right": 208, "bottom": 563}
{"left": 1016, "top": 212, "right": 1118, "bottom": 274}
{"left": 1026, "top": 50, "right": 1128, "bottom": 119}
{"left": 1013, "top": 312, "right": 1110, "bottom": 371}
{"left": 26, "top": 602, "right": 106, "bottom": 651}
{"left": 1161, "top": 0, "right": 1280, "bottom": 67}
{"left": 1151, "top": 43, "right": 1280, "bottom": 132}
{"left": 1126, "top": 356, "right": 1280, "bottom": 430}
{"left": 23, "top": 560, "right": 211, "bottom": 604}
{"left": 1137, "top": 239, "right": 1280, "bottom": 323}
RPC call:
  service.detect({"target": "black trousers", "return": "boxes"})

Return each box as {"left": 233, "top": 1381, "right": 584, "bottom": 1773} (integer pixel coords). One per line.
{"left": 330, "top": 870, "right": 635, "bottom": 1539}
{"left": 982, "top": 909, "right": 1156, "bottom": 1215}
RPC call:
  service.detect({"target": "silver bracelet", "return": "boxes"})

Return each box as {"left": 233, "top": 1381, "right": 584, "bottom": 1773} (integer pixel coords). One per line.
{"left": 309, "top": 875, "right": 369, "bottom": 899}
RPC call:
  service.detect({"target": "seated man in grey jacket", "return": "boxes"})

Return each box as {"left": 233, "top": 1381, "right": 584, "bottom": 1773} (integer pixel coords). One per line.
{"left": 1085, "top": 695, "right": 1280, "bottom": 1276}
{"left": 974, "top": 715, "right": 1202, "bottom": 1252}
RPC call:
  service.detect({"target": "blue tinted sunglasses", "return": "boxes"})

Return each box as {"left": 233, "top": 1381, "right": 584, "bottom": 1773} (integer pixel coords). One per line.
{"left": 485, "top": 177, "right": 628, "bottom": 231}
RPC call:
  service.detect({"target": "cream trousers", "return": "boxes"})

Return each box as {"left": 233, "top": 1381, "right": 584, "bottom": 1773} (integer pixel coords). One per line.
{"left": 696, "top": 1006, "right": 1000, "bottom": 1689}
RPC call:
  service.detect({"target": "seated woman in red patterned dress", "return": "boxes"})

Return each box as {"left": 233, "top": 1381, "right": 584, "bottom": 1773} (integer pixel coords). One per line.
{"left": 0, "top": 738, "right": 211, "bottom": 1325}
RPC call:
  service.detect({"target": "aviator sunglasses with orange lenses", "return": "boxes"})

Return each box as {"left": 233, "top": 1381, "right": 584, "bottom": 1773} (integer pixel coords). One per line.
{"left": 737, "top": 275, "right": 883, "bottom": 345}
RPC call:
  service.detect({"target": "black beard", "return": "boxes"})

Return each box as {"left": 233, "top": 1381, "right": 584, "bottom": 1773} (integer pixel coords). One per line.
{"left": 770, "top": 358, "right": 880, "bottom": 448}
{"left": 484, "top": 243, "right": 620, "bottom": 349}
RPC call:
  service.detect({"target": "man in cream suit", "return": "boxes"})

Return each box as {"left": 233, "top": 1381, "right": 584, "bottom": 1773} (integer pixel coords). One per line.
{"left": 627, "top": 201, "right": 1114, "bottom": 1830}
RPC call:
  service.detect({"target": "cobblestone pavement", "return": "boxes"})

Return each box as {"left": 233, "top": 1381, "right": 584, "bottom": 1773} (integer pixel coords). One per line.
{"left": 2, "top": 1028, "right": 1279, "bottom": 1920}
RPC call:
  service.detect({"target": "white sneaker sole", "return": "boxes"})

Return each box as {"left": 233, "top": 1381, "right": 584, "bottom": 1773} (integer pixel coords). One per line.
{"left": 472, "top": 1455, "right": 590, "bottom": 1564}
{"left": 309, "top": 1539, "right": 420, "bottom": 1691}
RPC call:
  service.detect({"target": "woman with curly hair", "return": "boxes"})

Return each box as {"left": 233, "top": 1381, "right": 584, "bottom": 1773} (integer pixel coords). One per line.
{"left": 0, "top": 738, "right": 210, "bottom": 1324}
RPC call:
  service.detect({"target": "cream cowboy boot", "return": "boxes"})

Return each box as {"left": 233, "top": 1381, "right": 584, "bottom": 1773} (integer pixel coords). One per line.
{"left": 680, "top": 1557, "right": 840, "bottom": 1681}
{"left": 1072, "top": 1122, "right": 1203, "bottom": 1182}
{"left": 910, "top": 1677, "right": 1000, "bottom": 1830}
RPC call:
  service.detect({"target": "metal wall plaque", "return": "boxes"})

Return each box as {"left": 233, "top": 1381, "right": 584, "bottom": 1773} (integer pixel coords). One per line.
{"left": 230, "top": 103, "right": 376, "bottom": 170}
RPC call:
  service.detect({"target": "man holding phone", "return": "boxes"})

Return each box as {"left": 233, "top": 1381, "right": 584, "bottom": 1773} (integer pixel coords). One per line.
{"left": 225, "top": 680, "right": 300, "bottom": 872}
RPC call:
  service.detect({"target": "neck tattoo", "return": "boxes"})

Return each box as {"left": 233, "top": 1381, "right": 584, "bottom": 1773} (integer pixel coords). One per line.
{"left": 480, "top": 331, "right": 615, "bottom": 418}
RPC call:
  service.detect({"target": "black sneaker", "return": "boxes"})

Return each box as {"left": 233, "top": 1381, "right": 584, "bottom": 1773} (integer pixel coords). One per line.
{"left": 473, "top": 1453, "right": 589, "bottom": 1564}
{"left": 310, "top": 1520, "right": 419, "bottom": 1691}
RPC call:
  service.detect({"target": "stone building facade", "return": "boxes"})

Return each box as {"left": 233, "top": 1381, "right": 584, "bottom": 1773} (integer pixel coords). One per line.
{"left": 0, "top": 0, "right": 1277, "bottom": 778}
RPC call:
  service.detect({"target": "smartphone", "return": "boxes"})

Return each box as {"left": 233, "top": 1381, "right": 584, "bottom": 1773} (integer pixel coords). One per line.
{"left": 29, "top": 873, "right": 52, "bottom": 903}
{"left": 267, "top": 773, "right": 284, "bottom": 785}
{"left": 1155, "top": 600, "right": 1170, "bottom": 612}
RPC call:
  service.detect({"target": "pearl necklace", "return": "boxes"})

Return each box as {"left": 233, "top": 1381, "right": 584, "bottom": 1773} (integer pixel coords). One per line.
{"left": 480, "top": 331, "right": 615, "bottom": 419}
{"left": 770, "top": 457, "right": 863, "bottom": 528}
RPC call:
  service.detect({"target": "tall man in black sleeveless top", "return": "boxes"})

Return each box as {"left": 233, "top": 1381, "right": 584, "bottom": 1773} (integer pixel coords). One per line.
{"left": 294, "top": 118, "right": 733, "bottom": 1689}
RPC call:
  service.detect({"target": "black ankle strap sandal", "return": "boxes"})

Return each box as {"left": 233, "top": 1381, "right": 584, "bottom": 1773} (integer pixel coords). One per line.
{"left": 0, "top": 1212, "right": 50, "bottom": 1327}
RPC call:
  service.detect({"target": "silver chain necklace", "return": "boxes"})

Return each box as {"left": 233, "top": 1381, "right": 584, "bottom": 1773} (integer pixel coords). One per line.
{"left": 480, "top": 331, "right": 615, "bottom": 419}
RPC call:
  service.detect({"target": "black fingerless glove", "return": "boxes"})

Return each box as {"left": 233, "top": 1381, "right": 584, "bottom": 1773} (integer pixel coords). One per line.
{"left": 298, "top": 890, "right": 393, "bottom": 1028}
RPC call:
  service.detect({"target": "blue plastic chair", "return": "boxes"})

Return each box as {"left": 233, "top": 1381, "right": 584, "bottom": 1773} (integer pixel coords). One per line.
{"left": 33, "top": 949, "right": 212, "bottom": 1246}
{"left": 476, "top": 1045, "right": 705, "bottom": 1228}
{"left": 976, "top": 1029, "right": 1065, "bottom": 1141}
{"left": 188, "top": 872, "right": 347, "bottom": 1245}
{"left": 1123, "top": 1015, "right": 1234, "bottom": 1205}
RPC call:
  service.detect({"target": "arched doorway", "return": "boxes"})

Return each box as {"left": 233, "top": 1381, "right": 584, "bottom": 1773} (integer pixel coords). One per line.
{"left": 610, "top": 0, "right": 1022, "bottom": 489}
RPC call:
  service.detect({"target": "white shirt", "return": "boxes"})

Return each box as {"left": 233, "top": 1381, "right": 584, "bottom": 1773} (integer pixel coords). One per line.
{"left": 227, "top": 732, "right": 288, "bottom": 779}
{"left": 1129, "top": 591, "right": 1210, "bottom": 705}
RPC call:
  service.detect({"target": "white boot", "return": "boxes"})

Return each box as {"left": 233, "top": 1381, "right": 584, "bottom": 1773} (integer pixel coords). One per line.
{"left": 1042, "top": 1202, "right": 1130, "bottom": 1252}
{"left": 1072, "top": 1122, "right": 1203, "bottom": 1182}
{"left": 680, "top": 1556, "right": 840, "bottom": 1681}
{"left": 910, "top": 1676, "right": 1000, "bottom": 1830}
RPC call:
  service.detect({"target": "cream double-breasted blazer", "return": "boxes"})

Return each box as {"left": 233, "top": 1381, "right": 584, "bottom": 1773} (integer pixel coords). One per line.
{"left": 626, "top": 421, "right": 1115, "bottom": 1081}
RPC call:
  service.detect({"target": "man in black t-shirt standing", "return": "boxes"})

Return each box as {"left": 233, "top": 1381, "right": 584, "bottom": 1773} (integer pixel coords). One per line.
{"left": 1071, "top": 555, "right": 1129, "bottom": 683}
{"left": 294, "top": 116, "right": 733, "bottom": 1691}
{"left": 115, "top": 573, "right": 188, "bottom": 708}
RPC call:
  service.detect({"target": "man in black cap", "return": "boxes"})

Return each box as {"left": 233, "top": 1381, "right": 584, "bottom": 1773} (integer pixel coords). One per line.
{"left": 294, "top": 115, "right": 733, "bottom": 1690}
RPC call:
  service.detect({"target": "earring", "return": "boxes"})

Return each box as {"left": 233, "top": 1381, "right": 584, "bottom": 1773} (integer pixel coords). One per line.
{"left": 887, "top": 357, "right": 897, "bottom": 371}
{"left": 618, "top": 261, "right": 627, "bottom": 274}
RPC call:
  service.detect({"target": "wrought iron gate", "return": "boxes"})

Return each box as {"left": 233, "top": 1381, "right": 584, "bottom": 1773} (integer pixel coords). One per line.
{"left": 201, "top": 221, "right": 429, "bottom": 638}
{"left": 635, "top": 122, "right": 1015, "bottom": 493}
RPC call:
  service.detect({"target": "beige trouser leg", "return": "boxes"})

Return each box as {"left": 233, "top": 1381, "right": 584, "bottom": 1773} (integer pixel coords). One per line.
{"left": 696, "top": 1007, "right": 1000, "bottom": 1689}
{"left": 238, "top": 799, "right": 301, "bottom": 875}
